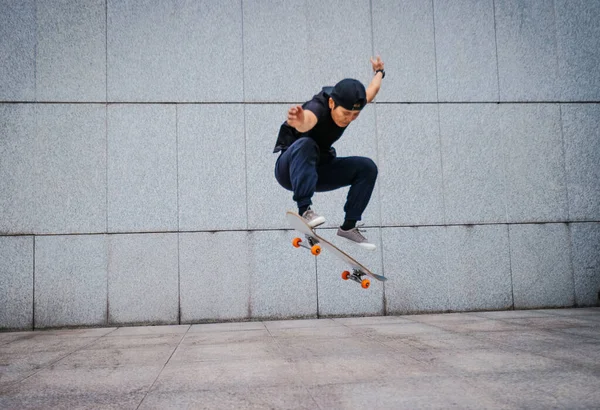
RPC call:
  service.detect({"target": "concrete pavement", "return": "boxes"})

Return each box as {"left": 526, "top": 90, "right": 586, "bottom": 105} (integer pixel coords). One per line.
{"left": 1, "top": 308, "right": 599, "bottom": 409}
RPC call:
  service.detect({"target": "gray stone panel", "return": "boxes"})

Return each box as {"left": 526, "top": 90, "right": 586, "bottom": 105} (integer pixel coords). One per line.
{"left": 316, "top": 228, "right": 384, "bottom": 317}
{"left": 495, "top": 0, "right": 559, "bottom": 101}
{"left": 107, "top": 0, "right": 243, "bottom": 102}
{"left": 510, "top": 224, "right": 574, "bottom": 309}
{"left": 0, "top": 104, "right": 36, "bottom": 234}
{"left": 562, "top": 104, "right": 600, "bottom": 221}
{"left": 372, "top": 0, "right": 437, "bottom": 102}
{"left": 249, "top": 230, "right": 317, "bottom": 319}
{"left": 0, "top": 0, "right": 35, "bottom": 101}
{"left": 242, "top": 0, "right": 310, "bottom": 102}
{"left": 304, "top": 0, "right": 373, "bottom": 89}
{"left": 34, "top": 235, "right": 108, "bottom": 328}
{"left": 383, "top": 226, "right": 448, "bottom": 314}
{"left": 446, "top": 225, "right": 512, "bottom": 311}
{"left": 245, "top": 105, "right": 297, "bottom": 230}
{"left": 501, "top": 104, "right": 568, "bottom": 223}
{"left": 440, "top": 104, "right": 506, "bottom": 224}
{"left": 108, "top": 233, "right": 178, "bottom": 325}
{"left": 377, "top": 104, "right": 444, "bottom": 226}
{"left": 570, "top": 223, "right": 600, "bottom": 307}
{"left": 0, "top": 236, "right": 33, "bottom": 330}
{"left": 314, "top": 105, "right": 380, "bottom": 228}
{"left": 179, "top": 232, "right": 250, "bottom": 322}
{"left": 178, "top": 105, "right": 247, "bottom": 231}
{"left": 36, "top": 0, "right": 106, "bottom": 102}
{"left": 107, "top": 105, "right": 177, "bottom": 233}
{"left": 35, "top": 105, "right": 107, "bottom": 234}
{"left": 555, "top": 0, "right": 600, "bottom": 101}
{"left": 107, "top": 0, "right": 176, "bottom": 102}
{"left": 434, "top": 0, "right": 499, "bottom": 101}
{"left": 176, "top": 0, "right": 244, "bottom": 102}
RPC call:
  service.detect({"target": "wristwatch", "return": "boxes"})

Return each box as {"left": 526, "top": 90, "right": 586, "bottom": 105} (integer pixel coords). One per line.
{"left": 375, "top": 69, "right": 385, "bottom": 79}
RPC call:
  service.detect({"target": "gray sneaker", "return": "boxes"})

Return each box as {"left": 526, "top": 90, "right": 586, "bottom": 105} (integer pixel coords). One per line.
{"left": 302, "top": 207, "right": 326, "bottom": 228}
{"left": 337, "top": 225, "right": 376, "bottom": 251}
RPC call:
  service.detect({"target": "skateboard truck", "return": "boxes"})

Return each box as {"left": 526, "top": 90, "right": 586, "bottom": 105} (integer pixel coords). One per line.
{"left": 292, "top": 235, "right": 322, "bottom": 256}
{"left": 341, "top": 269, "right": 370, "bottom": 289}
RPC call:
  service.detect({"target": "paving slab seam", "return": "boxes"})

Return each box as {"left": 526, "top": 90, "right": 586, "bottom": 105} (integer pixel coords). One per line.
{"left": 1, "top": 337, "right": 21, "bottom": 348}
{"left": 546, "top": 327, "right": 600, "bottom": 343}
{"left": 0, "top": 327, "right": 121, "bottom": 393}
{"left": 264, "top": 321, "right": 348, "bottom": 409}
{"left": 332, "top": 320, "right": 440, "bottom": 368}
{"left": 452, "top": 326, "right": 600, "bottom": 375}
{"left": 337, "top": 315, "right": 597, "bottom": 378}
{"left": 493, "top": 317, "right": 600, "bottom": 334}
{"left": 460, "top": 373, "right": 565, "bottom": 407}
{"left": 260, "top": 321, "right": 325, "bottom": 410}
{"left": 454, "top": 329, "right": 582, "bottom": 360}
{"left": 458, "top": 367, "right": 600, "bottom": 408}
{"left": 331, "top": 318, "right": 600, "bottom": 395}
{"left": 475, "top": 337, "right": 600, "bottom": 375}
{"left": 469, "top": 312, "right": 600, "bottom": 344}
{"left": 134, "top": 326, "right": 192, "bottom": 410}
{"left": 478, "top": 308, "right": 600, "bottom": 318}
{"left": 469, "top": 309, "right": 558, "bottom": 319}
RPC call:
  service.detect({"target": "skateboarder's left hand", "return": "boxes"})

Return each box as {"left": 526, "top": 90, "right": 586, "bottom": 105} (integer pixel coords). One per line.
{"left": 371, "top": 56, "right": 384, "bottom": 72}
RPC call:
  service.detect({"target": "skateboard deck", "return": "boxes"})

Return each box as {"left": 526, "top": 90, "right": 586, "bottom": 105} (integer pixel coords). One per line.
{"left": 286, "top": 211, "right": 387, "bottom": 289}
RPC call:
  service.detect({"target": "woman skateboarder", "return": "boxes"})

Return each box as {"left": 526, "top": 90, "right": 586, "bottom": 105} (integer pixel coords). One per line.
{"left": 274, "top": 57, "right": 385, "bottom": 251}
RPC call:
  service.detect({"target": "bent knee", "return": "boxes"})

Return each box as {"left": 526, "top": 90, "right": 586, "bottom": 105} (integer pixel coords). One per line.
{"left": 361, "top": 157, "right": 378, "bottom": 178}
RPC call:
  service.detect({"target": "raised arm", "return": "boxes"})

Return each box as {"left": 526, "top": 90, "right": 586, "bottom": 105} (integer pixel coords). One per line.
{"left": 286, "top": 105, "right": 318, "bottom": 133}
{"left": 366, "top": 56, "right": 385, "bottom": 103}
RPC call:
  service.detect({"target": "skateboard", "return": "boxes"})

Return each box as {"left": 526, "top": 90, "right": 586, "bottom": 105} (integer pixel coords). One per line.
{"left": 286, "top": 211, "right": 387, "bottom": 289}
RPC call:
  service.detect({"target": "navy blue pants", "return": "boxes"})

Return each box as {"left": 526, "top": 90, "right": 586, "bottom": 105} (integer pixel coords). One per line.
{"left": 275, "top": 137, "right": 378, "bottom": 221}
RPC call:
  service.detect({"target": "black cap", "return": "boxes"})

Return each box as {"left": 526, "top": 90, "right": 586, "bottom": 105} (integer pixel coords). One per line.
{"left": 330, "top": 79, "right": 367, "bottom": 111}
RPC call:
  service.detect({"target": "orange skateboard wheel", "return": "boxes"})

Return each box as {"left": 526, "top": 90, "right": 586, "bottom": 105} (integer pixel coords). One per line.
{"left": 292, "top": 237, "right": 302, "bottom": 248}
{"left": 361, "top": 279, "right": 370, "bottom": 289}
{"left": 311, "top": 244, "right": 321, "bottom": 256}
{"left": 341, "top": 271, "right": 350, "bottom": 280}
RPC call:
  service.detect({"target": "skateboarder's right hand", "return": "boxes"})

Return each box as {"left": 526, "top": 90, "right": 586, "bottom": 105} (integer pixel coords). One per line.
{"left": 287, "top": 105, "right": 318, "bottom": 132}
{"left": 287, "top": 105, "right": 305, "bottom": 129}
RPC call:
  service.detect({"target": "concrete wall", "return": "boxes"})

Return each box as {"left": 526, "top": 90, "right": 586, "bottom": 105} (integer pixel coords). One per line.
{"left": 1, "top": 0, "right": 599, "bottom": 330}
